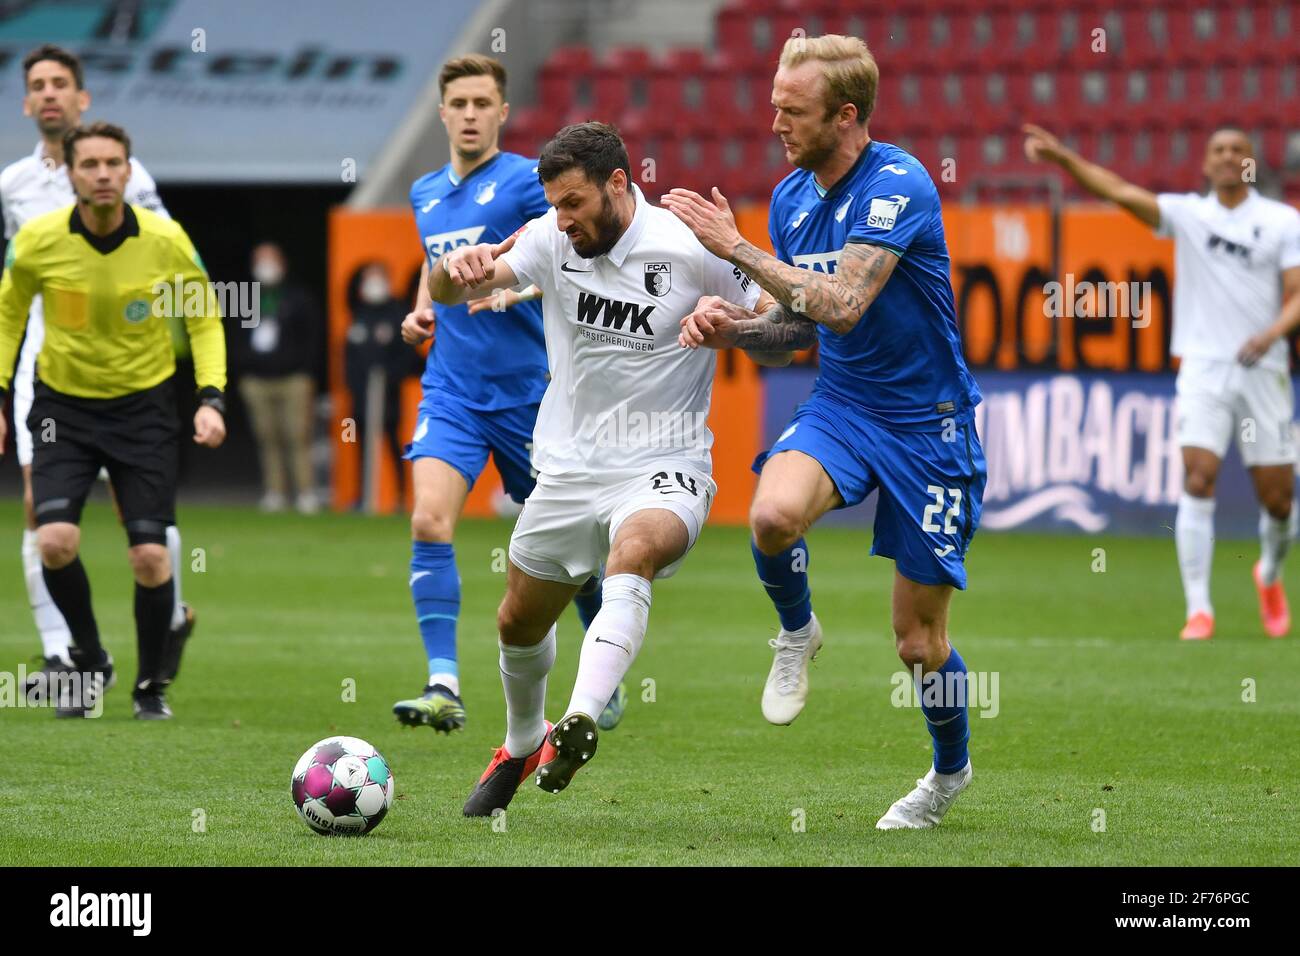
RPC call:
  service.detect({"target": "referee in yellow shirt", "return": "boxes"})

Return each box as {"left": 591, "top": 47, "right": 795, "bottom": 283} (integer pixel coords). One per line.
{"left": 0, "top": 122, "right": 227, "bottom": 719}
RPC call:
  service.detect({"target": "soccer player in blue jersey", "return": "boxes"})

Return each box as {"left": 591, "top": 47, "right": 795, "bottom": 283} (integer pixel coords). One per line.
{"left": 664, "top": 34, "right": 985, "bottom": 829}
{"left": 393, "top": 55, "right": 616, "bottom": 733}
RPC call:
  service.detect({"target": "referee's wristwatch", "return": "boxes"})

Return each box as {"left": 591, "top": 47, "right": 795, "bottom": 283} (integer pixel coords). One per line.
{"left": 197, "top": 386, "right": 226, "bottom": 417}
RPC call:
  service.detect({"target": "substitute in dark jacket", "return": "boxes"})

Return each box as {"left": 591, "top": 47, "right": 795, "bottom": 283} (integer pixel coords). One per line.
{"left": 235, "top": 241, "right": 322, "bottom": 513}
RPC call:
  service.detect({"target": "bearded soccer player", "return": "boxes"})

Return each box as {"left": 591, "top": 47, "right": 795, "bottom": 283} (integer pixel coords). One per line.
{"left": 393, "top": 55, "right": 617, "bottom": 735}
{"left": 425, "top": 122, "right": 762, "bottom": 816}
{"left": 0, "top": 122, "right": 227, "bottom": 719}
{"left": 1025, "top": 122, "right": 1300, "bottom": 641}
{"left": 666, "top": 35, "right": 984, "bottom": 829}
{"left": 0, "top": 44, "right": 195, "bottom": 696}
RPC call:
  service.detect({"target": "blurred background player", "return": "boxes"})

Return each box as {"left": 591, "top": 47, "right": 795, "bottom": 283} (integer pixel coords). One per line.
{"left": 0, "top": 44, "right": 194, "bottom": 694}
{"left": 427, "top": 122, "right": 761, "bottom": 816}
{"left": 235, "top": 240, "right": 323, "bottom": 515}
{"left": 0, "top": 122, "right": 227, "bottom": 718}
{"left": 668, "top": 34, "right": 983, "bottom": 830}
{"left": 392, "top": 55, "right": 615, "bottom": 735}
{"left": 345, "top": 260, "right": 420, "bottom": 508}
{"left": 1024, "top": 123, "right": 1300, "bottom": 641}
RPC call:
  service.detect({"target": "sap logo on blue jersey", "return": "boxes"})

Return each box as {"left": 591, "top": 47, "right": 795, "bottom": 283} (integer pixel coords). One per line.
{"left": 791, "top": 250, "right": 841, "bottom": 273}
{"left": 425, "top": 225, "right": 486, "bottom": 258}
{"left": 867, "top": 194, "right": 910, "bottom": 230}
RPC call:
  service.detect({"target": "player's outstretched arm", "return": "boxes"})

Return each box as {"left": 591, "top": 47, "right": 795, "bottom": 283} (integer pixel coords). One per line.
{"left": 1022, "top": 123, "right": 1160, "bottom": 228}
{"left": 662, "top": 187, "right": 896, "bottom": 333}
{"left": 1239, "top": 265, "right": 1300, "bottom": 366}
{"left": 679, "top": 289, "right": 816, "bottom": 366}
{"left": 426, "top": 232, "right": 520, "bottom": 307}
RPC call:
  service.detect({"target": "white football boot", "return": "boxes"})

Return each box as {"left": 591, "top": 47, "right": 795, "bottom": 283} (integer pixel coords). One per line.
{"left": 876, "top": 761, "right": 972, "bottom": 829}
{"left": 761, "top": 613, "right": 823, "bottom": 725}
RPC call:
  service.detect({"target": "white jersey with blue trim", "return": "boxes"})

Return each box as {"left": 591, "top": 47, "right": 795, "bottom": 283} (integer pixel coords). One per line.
{"left": 501, "top": 183, "right": 760, "bottom": 480}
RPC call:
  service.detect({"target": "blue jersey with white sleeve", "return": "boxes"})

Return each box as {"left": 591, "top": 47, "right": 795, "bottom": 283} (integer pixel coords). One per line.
{"left": 410, "top": 151, "right": 549, "bottom": 411}
{"left": 768, "top": 140, "right": 980, "bottom": 429}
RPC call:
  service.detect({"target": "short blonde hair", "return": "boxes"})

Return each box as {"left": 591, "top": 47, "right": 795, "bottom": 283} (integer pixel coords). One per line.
{"left": 778, "top": 34, "right": 878, "bottom": 124}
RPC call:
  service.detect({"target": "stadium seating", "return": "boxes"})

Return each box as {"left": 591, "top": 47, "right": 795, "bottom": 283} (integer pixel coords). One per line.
{"left": 503, "top": 0, "right": 1300, "bottom": 203}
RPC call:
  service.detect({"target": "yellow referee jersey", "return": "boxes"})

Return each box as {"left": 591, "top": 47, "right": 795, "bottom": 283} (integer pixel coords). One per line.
{"left": 0, "top": 203, "right": 225, "bottom": 399}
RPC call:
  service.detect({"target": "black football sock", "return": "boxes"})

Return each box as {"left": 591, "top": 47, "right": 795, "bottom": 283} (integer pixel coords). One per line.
{"left": 134, "top": 577, "right": 175, "bottom": 692}
{"left": 42, "top": 558, "right": 104, "bottom": 662}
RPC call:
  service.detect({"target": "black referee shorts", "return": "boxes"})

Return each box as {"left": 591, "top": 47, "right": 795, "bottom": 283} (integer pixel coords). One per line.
{"left": 28, "top": 378, "right": 179, "bottom": 546}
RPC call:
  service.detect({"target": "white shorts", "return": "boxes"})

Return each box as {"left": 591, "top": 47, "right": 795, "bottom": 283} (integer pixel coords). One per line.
{"left": 12, "top": 328, "right": 39, "bottom": 467}
{"left": 508, "top": 463, "right": 716, "bottom": 586}
{"left": 1176, "top": 357, "right": 1296, "bottom": 466}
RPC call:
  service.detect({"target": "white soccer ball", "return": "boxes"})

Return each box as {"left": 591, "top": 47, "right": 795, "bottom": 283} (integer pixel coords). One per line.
{"left": 291, "top": 736, "right": 395, "bottom": 836}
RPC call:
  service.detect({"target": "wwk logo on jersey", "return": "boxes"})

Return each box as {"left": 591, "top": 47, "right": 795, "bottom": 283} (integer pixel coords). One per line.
{"left": 576, "top": 292, "right": 655, "bottom": 334}
{"left": 424, "top": 225, "right": 485, "bottom": 258}
{"left": 867, "top": 194, "right": 910, "bottom": 231}
{"left": 644, "top": 261, "right": 671, "bottom": 296}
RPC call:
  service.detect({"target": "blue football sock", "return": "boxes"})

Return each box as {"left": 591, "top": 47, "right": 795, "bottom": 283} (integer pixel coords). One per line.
{"left": 751, "top": 537, "right": 813, "bottom": 632}
{"left": 410, "top": 541, "right": 459, "bottom": 682}
{"left": 574, "top": 567, "right": 604, "bottom": 631}
{"left": 918, "top": 645, "right": 971, "bottom": 775}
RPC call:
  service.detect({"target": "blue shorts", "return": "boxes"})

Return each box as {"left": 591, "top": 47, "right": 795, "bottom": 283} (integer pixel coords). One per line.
{"left": 403, "top": 388, "right": 538, "bottom": 503}
{"left": 754, "top": 392, "right": 986, "bottom": 589}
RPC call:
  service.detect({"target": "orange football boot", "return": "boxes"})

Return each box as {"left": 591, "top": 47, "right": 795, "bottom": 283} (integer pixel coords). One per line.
{"left": 1253, "top": 561, "right": 1290, "bottom": 638}
{"left": 1179, "top": 611, "right": 1215, "bottom": 641}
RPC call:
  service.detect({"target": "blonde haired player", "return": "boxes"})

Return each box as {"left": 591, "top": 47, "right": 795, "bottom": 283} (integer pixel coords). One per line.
{"left": 1025, "top": 123, "right": 1300, "bottom": 640}
{"left": 666, "top": 34, "right": 985, "bottom": 829}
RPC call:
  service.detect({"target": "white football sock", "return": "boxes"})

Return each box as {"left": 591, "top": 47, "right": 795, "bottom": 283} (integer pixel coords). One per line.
{"left": 1258, "top": 508, "right": 1291, "bottom": 585}
{"left": 428, "top": 672, "right": 460, "bottom": 696}
{"left": 166, "top": 525, "right": 185, "bottom": 628}
{"left": 23, "top": 529, "right": 72, "bottom": 664}
{"left": 500, "top": 625, "right": 556, "bottom": 757}
{"left": 1176, "top": 492, "right": 1215, "bottom": 617}
{"left": 566, "top": 574, "right": 651, "bottom": 720}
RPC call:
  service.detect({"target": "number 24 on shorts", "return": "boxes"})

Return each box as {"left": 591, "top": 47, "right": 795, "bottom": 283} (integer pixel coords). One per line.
{"left": 650, "top": 471, "right": 699, "bottom": 496}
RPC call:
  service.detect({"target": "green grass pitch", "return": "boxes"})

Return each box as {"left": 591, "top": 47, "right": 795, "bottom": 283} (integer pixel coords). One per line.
{"left": 1, "top": 499, "right": 1296, "bottom": 866}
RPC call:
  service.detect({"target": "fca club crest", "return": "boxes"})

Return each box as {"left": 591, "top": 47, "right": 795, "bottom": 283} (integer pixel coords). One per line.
{"left": 644, "top": 261, "right": 671, "bottom": 296}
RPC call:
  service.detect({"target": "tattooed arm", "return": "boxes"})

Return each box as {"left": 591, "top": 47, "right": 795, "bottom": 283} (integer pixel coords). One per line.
{"left": 660, "top": 187, "right": 899, "bottom": 334}
{"left": 729, "top": 240, "right": 898, "bottom": 335}
{"left": 679, "top": 289, "right": 817, "bottom": 367}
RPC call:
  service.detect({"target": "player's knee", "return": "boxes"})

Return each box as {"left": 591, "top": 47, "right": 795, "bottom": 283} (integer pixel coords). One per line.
{"left": 128, "top": 544, "right": 171, "bottom": 586}
{"left": 410, "top": 507, "right": 454, "bottom": 543}
{"left": 892, "top": 615, "right": 944, "bottom": 670}
{"left": 750, "top": 499, "right": 802, "bottom": 555}
{"left": 1183, "top": 469, "right": 1216, "bottom": 498}
{"left": 22, "top": 489, "right": 35, "bottom": 528}
{"left": 37, "top": 525, "right": 79, "bottom": 568}
{"left": 1263, "top": 491, "right": 1292, "bottom": 521}
{"left": 607, "top": 537, "right": 658, "bottom": 578}
{"left": 496, "top": 598, "right": 538, "bottom": 645}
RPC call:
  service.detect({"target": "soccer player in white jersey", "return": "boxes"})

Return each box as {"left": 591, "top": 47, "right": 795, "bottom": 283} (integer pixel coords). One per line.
{"left": 422, "top": 122, "right": 762, "bottom": 815}
{"left": 1025, "top": 123, "right": 1300, "bottom": 640}
{"left": 1, "top": 45, "right": 193, "bottom": 689}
